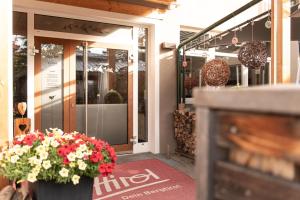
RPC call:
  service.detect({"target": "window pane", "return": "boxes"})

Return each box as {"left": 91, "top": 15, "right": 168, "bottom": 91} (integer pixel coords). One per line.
{"left": 40, "top": 44, "right": 64, "bottom": 131}
{"left": 138, "top": 28, "right": 148, "bottom": 143}
{"left": 13, "top": 11, "right": 27, "bottom": 119}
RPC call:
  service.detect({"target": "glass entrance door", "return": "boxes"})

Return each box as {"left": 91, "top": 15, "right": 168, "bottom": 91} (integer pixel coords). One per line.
{"left": 35, "top": 37, "right": 133, "bottom": 152}
{"left": 76, "top": 43, "right": 133, "bottom": 152}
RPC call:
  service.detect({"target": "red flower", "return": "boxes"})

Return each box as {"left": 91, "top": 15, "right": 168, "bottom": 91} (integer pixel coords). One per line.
{"left": 98, "top": 163, "right": 114, "bottom": 176}
{"left": 90, "top": 151, "right": 103, "bottom": 163}
{"left": 106, "top": 146, "right": 117, "bottom": 163}
{"left": 63, "top": 157, "right": 70, "bottom": 165}
{"left": 22, "top": 134, "right": 37, "bottom": 146}
{"left": 57, "top": 145, "right": 71, "bottom": 157}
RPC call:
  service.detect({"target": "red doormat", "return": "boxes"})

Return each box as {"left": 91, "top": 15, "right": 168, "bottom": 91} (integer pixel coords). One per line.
{"left": 93, "top": 159, "right": 195, "bottom": 200}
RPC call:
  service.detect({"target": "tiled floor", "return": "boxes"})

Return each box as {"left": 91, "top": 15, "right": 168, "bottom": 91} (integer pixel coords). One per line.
{"left": 117, "top": 153, "right": 195, "bottom": 178}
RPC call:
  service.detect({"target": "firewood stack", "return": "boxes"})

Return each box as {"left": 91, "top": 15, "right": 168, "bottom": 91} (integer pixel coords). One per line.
{"left": 173, "top": 110, "right": 196, "bottom": 157}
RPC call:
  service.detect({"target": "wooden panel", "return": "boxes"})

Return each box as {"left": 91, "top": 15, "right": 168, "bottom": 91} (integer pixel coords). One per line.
{"left": 63, "top": 40, "right": 70, "bottom": 132}
{"left": 34, "top": 38, "right": 42, "bottom": 131}
{"left": 14, "top": 118, "right": 31, "bottom": 136}
{"left": 214, "top": 161, "right": 300, "bottom": 200}
{"left": 37, "top": 0, "right": 167, "bottom": 16}
{"left": 68, "top": 42, "right": 77, "bottom": 132}
{"left": 218, "top": 111, "right": 300, "bottom": 162}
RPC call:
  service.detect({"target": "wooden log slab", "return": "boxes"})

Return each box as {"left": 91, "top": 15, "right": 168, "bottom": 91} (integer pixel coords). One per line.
{"left": 214, "top": 161, "right": 300, "bottom": 200}
{"left": 219, "top": 111, "right": 300, "bottom": 162}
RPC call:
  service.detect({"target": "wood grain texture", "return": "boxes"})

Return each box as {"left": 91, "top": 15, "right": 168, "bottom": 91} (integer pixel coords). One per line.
{"left": 14, "top": 118, "right": 31, "bottom": 136}
{"left": 37, "top": 0, "right": 168, "bottom": 16}
{"left": 219, "top": 111, "right": 300, "bottom": 162}
{"left": 214, "top": 161, "right": 300, "bottom": 200}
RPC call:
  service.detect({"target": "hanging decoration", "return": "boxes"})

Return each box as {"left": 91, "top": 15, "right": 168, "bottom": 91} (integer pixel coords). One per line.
{"left": 265, "top": 12, "right": 271, "bottom": 29}
{"left": 202, "top": 59, "right": 230, "bottom": 86}
{"left": 231, "top": 30, "right": 239, "bottom": 45}
{"left": 238, "top": 41, "right": 268, "bottom": 69}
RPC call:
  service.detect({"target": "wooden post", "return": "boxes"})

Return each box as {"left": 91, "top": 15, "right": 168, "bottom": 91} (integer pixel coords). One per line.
{"left": 271, "top": 0, "right": 291, "bottom": 84}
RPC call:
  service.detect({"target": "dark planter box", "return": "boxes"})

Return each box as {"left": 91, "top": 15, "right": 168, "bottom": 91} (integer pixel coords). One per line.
{"left": 32, "top": 176, "right": 94, "bottom": 200}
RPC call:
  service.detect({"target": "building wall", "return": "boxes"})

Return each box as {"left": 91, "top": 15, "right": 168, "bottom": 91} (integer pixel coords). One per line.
{"left": 0, "top": 0, "right": 13, "bottom": 144}
{"left": 158, "top": 16, "right": 180, "bottom": 154}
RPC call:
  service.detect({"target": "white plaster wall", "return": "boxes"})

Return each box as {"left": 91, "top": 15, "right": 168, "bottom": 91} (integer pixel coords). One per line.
{"left": 158, "top": 10, "right": 180, "bottom": 154}
{"left": 176, "top": 0, "right": 269, "bottom": 30}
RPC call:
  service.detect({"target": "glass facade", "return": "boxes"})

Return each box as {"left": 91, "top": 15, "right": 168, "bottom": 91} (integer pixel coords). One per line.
{"left": 13, "top": 11, "right": 27, "bottom": 119}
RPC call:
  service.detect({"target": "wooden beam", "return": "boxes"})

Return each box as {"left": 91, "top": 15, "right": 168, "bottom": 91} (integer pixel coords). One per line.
{"left": 37, "top": 0, "right": 167, "bottom": 16}
{"left": 116, "top": 0, "right": 170, "bottom": 9}
{"left": 271, "top": 0, "right": 291, "bottom": 84}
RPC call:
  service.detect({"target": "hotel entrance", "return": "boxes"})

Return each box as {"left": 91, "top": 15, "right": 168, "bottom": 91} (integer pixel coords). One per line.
{"left": 34, "top": 37, "right": 133, "bottom": 152}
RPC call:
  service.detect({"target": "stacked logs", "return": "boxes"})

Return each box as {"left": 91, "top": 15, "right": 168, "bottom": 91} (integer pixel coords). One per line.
{"left": 173, "top": 110, "right": 196, "bottom": 156}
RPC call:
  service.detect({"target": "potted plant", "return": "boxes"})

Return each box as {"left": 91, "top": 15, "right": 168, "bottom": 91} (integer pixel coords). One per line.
{"left": 0, "top": 128, "right": 117, "bottom": 200}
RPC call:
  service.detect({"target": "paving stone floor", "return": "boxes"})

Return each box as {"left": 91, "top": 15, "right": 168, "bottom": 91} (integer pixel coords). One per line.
{"left": 117, "top": 153, "right": 195, "bottom": 178}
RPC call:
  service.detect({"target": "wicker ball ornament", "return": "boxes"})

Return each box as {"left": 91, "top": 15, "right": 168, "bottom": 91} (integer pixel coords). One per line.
{"left": 238, "top": 41, "right": 268, "bottom": 69}
{"left": 202, "top": 59, "right": 230, "bottom": 86}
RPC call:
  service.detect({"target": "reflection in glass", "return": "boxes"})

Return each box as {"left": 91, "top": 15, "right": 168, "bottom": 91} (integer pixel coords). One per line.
{"left": 138, "top": 28, "right": 148, "bottom": 143}
{"left": 184, "top": 56, "right": 206, "bottom": 98}
{"left": 76, "top": 46, "right": 128, "bottom": 145}
{"left": 40, "top": 44, "right": 64, "bottom": 131}
{"left": 13, "top": 11, "right": 27, "bottom": 119}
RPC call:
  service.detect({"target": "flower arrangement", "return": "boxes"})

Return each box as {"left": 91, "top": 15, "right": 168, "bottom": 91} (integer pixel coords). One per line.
{"left": 0, "top": 129, "right": 116, "bottom": 185}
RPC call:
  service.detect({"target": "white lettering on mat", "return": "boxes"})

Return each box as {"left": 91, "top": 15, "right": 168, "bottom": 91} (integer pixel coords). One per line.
{"left": 93, "top": 169, "right": 172, "bottom": 200}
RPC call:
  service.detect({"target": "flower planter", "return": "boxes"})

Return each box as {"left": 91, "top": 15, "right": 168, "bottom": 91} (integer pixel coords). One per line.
{"left": 33, "top": 176, "right": 94, "bottom": 200}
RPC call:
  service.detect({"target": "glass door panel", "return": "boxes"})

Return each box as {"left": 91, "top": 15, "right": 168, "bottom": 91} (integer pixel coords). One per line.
{"left": 40, "top": 44, "right": 64, "bottom": 131}
{"left": 76, "top": 45, "right": 130, "bottom": 149}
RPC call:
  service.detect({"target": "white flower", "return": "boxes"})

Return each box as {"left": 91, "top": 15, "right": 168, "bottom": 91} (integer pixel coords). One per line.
{"left": 17, "top": 135, "right": 25, "bottom": 142}
{"left": 39, "top": 151, "right": 49, "bottom": 160}
{"left": 75, "top": 151, "right": 84, "bottom": 159}
{"left": 28, "top": 156, "right": 38, "bottom": 165}
{"left": 67, "top": 152, "right": 76, "bottom": 162}
{"left": 42, "top": 139, "right": 51, "bottom": 147}
{"left": 50, "top": 140, "right": 60, "bottom": 148}
{"left": 32, "top": 165, "right": 41, "bottom": 175}
{"left": 36, "top": 145, "right": 47, "bottom": 153}
{"left": 71, "top": 175, "right": 80, "bottom": 185}
{"left": 78, "top": 144, "right": 87, "bottom": 152}
{"left": 10, "top": 155, "right": 20, "bottom": 163}
{"left": 69, "top": 162, "right": 76, "bottom": 168}
{"left": 77, "top": 160, "right": 87, "bottom": 171}
{"left": 22, "top": 145, "right": 31, "bottom": 153}
{"left": 42, "top": 160, "right": 51, "bottom": 170}
{"left": 15, "top": 148, "right": 24, "bottom": 156}
{"left": 51, "top": 128, "right": 64, "bottom": 138}
{"left": 0, "top": 153, "right": 3, "bottom": 160}
{"left": 59, "top": 168, "right": 69, "bottom": 177}
{"left": 33, "top": 157, "right": 42, "bottom": 166}
{"left": 27, "top": 173, "right": 37, "bottom": 183}
{"left": 63, "top": 134, "right": 74, "bottom": 140}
